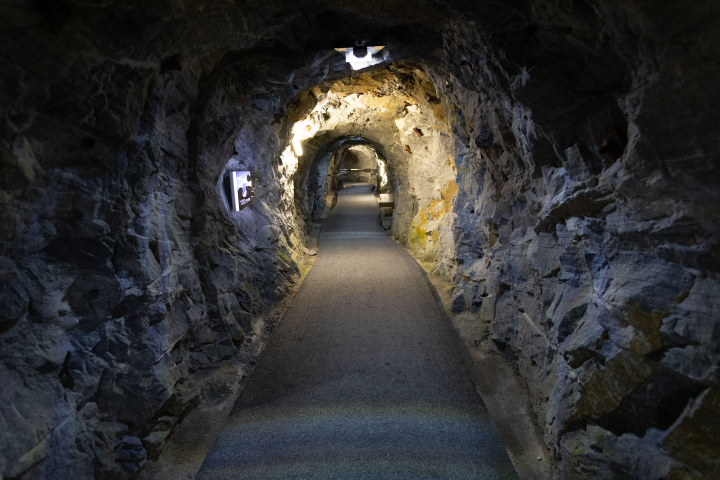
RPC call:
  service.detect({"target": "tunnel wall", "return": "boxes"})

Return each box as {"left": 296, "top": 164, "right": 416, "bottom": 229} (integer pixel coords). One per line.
{"left": 1, "top": 1, "right": 719, "bottom": 479}
{"left": 0, "top": 6, "right": 331, "bottom": 478}
{"left": 415, "top": 3, "right": 720, "bottom": 478}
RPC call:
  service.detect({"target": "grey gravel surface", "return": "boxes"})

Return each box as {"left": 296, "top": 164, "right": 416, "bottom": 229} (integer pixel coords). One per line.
{"left": 195, "top": 184, "right": 518, "bottom": 479}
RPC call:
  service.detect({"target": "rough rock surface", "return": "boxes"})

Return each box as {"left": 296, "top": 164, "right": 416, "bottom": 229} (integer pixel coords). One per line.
{"left": 421, "top": 4, "right": 720, "bottom": 478}
{"left": 1, "top": 1, "right": 719, "bottom": 479}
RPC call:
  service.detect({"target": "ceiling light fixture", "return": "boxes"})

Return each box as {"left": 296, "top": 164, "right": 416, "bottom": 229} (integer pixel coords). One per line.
{"left": 334, "top": 46, "right": 386, "bottom": 70}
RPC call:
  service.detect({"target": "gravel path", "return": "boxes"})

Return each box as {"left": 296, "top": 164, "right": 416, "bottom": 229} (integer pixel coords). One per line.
{"left": 195, "top": 183, "right": 518, "bottom": 480}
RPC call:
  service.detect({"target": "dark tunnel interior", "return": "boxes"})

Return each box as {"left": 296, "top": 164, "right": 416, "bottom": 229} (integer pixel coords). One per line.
{"left": 1, "top": 1, "right": 719, "bottom": 479}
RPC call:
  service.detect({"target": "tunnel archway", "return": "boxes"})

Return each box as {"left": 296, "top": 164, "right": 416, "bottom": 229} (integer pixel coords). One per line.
{"left": 292, "top": 134, "right": 396, "bottom": 223}
{"left": 337, "top": 145, "right": 377, "bottom": 184}
{"left": 272, "top": 64, "right": 457, "bottom": 263}
{"left": 1, "top": 2, "right": 719, "bottom": 479}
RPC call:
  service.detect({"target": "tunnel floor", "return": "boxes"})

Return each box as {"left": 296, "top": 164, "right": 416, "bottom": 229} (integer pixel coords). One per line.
{"left": 195, "top": 183, "right": 517, "bottom": 479}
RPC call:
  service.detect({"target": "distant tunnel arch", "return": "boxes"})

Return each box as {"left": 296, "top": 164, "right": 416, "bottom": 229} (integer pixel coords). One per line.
{"left": 297, "top": 135, "right": 395, "bottom": 221}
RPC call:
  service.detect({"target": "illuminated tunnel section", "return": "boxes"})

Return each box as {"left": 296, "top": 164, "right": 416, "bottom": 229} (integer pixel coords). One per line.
{"left": 1, "top": 3, "right": 718, "bottom": 480}
{"left": 294, "top": 136, "right": 394, "bottom": 222}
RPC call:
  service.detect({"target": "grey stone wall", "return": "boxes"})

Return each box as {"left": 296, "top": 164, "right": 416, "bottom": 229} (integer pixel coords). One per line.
{"left": 421, "top": 2, "right": 720, "bottom": 477}
{"left": 1, "top": 1, "right": 718, "bottom": 478}
{"left": 0, "top": 5, "right": 322, "bottom": 478}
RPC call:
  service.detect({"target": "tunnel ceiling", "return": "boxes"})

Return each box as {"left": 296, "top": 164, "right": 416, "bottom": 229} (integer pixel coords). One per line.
{"left": 1, "top": 1, "right": 720, "bottom": 479}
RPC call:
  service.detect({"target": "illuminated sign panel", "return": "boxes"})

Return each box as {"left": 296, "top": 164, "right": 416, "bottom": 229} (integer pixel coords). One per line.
{"left": 231, "top": 171, "right": 254, "bottom": 211}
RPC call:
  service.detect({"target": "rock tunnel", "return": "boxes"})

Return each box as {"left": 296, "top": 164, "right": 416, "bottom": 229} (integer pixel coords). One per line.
{"left": 1, "top": 1, "right": 719, "bottom": 479}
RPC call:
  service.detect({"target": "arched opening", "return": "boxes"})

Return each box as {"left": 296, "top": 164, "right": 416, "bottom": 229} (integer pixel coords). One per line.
{"left": 2, "top": 2, "right": 719, "bottom": 479}
{"left": 337, "top": 145, "right": 376, "bottom": 184}
{"left": 257, "top": 65, "right": 457, "bottom": 267}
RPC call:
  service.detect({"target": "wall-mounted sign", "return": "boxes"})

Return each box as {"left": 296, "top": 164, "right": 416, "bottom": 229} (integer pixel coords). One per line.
{"left": 230, "top": 171, "right": 262, "bottom": 211}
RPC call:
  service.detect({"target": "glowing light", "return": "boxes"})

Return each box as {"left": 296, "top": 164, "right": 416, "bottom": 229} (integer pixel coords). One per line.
{"left": 377, "top": 158, "right": 389, "bottom": 191}
{"left": 334, "top": 46, "right": 386, "bottom": 70}
{"left": 292, "top": 136, "right": 303, "bottom": 156}
{"left": 281, "top": 146, "right": 298, "bottom": 176}
{"left": 290, "top": 120, "right": 320, "bottom": 157}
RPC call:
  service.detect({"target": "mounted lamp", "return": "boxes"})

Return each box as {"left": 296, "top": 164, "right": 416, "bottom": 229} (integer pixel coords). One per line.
{"left": 334, "top": 46, "right": 386, "bottom": 70}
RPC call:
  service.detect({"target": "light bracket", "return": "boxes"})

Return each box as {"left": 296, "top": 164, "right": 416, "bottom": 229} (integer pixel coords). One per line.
{"left": 334, "top": 46, "right": 386, "bottom": 70}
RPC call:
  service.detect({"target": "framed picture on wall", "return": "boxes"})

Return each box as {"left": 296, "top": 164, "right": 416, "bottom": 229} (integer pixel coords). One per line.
{"left": 231, "top": 171, "right": 253, "bottom": 211}
{"left": 229, "top": 171, "right": 263, "bottom": 212}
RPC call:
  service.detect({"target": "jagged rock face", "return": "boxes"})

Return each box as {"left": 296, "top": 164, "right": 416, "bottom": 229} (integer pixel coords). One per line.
{"left": 420, "top": 3, "right": 720, "bottom": 479}
{"left": 1, "top": 1, "right": 719, "bottom": 479}
{"left": 0, "top": 15, "right": 317, "bottom": 480}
